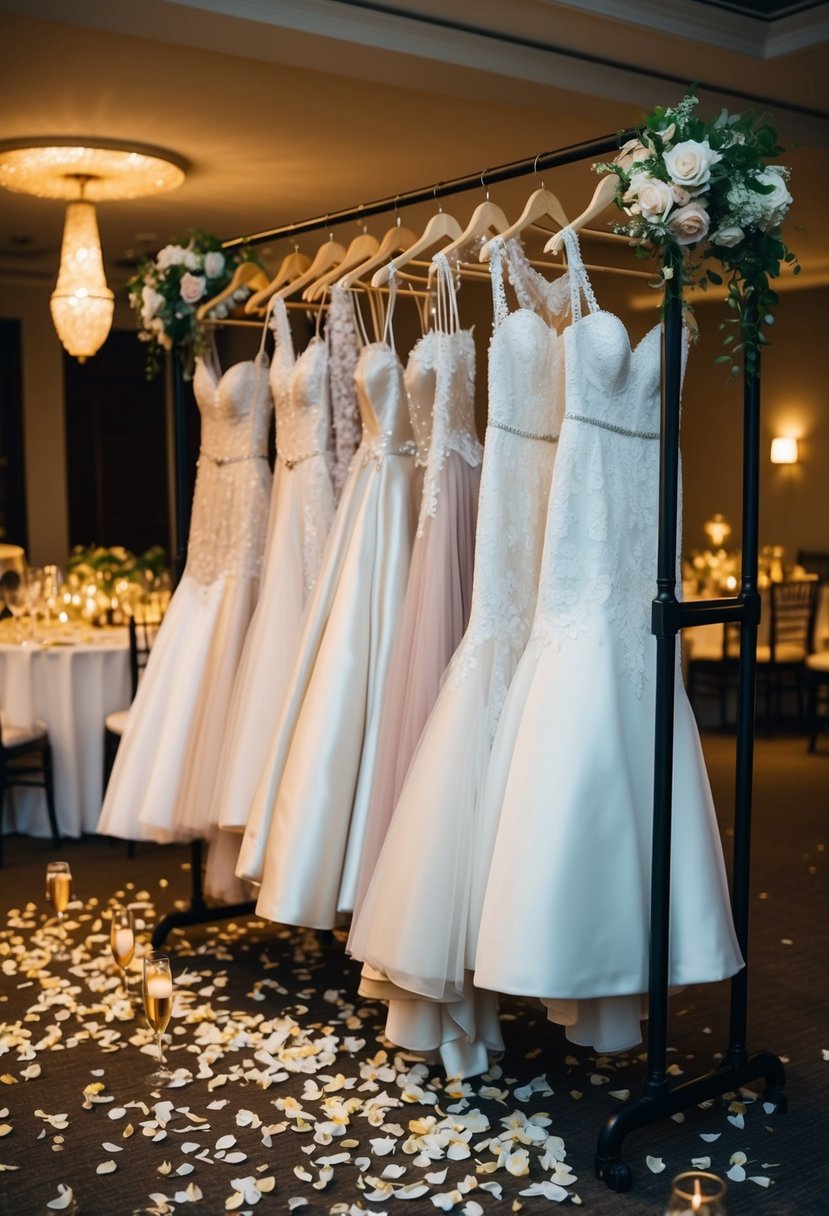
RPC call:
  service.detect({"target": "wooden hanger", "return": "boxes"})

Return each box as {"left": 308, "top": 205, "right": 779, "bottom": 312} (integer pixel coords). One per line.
{"left": 244, "top": 248, "right": 310, "bottom": 313}
{"left": 304, "top": 231, "right": 379, "bottom": 302}
{"left": 439, "top": 196, "right": 511, "bottom": 262}
{"left": 372, "top": 209, "right": 463, "bottom": 287}
{"left": 544, "top": 139, "right": 640, "bottom": 255}
{"left": 338, "top": 223, "right": 419, "bottom": 290}
{"left": 196, "top": 261, "right": 270, "bottom": 321}
{"left": 479, "top": 187, "right": 569, "bottom": 261}
{"left": 270, "top": 237, "right": 347, "bottom": 302}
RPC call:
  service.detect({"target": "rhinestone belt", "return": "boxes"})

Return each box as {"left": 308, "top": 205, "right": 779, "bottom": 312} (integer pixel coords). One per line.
{"left": 488, "top": 420, "right": 559, "bottom": 444}
{"left": 566, "top": 412, "right": 659, "bottom": 440}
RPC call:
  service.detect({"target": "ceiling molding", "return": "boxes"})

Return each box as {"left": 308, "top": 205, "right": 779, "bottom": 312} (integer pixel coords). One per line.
{"left": 538, "top": 0, "right": 829, "bottom": 58}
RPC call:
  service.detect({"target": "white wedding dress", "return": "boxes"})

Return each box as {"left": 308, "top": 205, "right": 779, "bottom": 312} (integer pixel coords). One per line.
{"left": 473, "top": 233, "right": 744, "bottom": 1053}
{"left": 204, "top": 301, "right": 336, "bottom": 899}
{"left": 241, "top": 295, "right": 419, "bottom": 927}
{"left": 97, "top": 351, "right": 272, "bottom": 844}
{"left": 352, "top": 255, "right": 483, "bottom": 913}
{"left": 349, "top": 238, "right": 571, "bottom": 1077}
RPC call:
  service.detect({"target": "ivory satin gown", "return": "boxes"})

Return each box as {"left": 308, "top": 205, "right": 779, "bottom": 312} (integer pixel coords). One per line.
{"left": 241, "top": 305, "right": 419, "bottom": 928}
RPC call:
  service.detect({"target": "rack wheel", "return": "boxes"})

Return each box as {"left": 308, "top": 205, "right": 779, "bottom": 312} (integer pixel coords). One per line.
{"left": 596, "top": 1159, "right": 633, "bottom": 1192}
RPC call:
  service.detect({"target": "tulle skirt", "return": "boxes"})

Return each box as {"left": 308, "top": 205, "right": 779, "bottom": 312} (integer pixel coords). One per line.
{"left": 97, "top": 571, "right": 259, "bottom": 844}
{"left": 352, "top": 451, "right": 480, "bottom": 915}
{"left": 473, "top": 623, "right": 745, "bottom": 1052}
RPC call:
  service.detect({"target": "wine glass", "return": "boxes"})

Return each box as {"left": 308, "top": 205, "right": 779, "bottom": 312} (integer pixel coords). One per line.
{"left": 25, "top": 566, "right": 45, "bottom": 641}
{"left": 110, "top": 905, "right": 136, "bottom": 1002}
{"left": 143, "top": 952, "right": 174, "bottom": 1086}
{"left": 2, "top": 571, "right": 28, "bottom": 642}
{"left": 41, "top": 564, "right": 63, "bottom": 627}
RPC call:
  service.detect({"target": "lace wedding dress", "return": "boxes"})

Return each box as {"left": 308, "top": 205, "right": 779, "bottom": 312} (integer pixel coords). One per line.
{"left": 97, "top": 351, "right": 272, "bottom": 843}
{"left": 474, "top": 233, "right": 743, "bottom": 1053}
{"left": 352, "top": 254, "right": 483, "bottom": 913}
{"left": 348, "top": 238, "right": 571, "bottom": 1077}
{"left": 204, "top": 300, "right": 336, "bottom": 899}
{"left": 240, "top": 295, "right": 419, "bottom": 927}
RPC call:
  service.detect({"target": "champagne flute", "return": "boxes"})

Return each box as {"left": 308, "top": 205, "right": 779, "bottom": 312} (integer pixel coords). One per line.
{"left": 143, "top": 952, "right": 174, "bottom": 1085}
{"left": 2, "top": 572, "right": 28, "bottom": 642}
{"left": 45, "top": 860, "right": 72, "bottom": 922}
{"left": 110, "top": 905, "right": 136, "bottom": 1002}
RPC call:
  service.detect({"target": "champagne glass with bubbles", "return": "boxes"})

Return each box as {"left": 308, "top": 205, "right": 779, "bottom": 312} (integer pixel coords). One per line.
{"left": 110, "top": 905, "right": 136, "bottom": 1002}
{"left": 143, "top": 952, "right": 174, "bottom": 1085}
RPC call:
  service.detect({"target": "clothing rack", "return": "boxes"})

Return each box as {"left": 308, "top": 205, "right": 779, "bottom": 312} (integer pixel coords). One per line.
{"left": 155, "top": 128, "right": 787, "bottom": 1191}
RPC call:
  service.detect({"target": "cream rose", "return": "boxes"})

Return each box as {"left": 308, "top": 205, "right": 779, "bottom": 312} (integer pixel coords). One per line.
{"left": 140, "top": 284, "right": 164, "bottom": 320}
{"left": 668, "top": 200, "right": 710, "bottom": 246}
{"left": 629, "top": 172, "right": 674, "bottom": 222}
{"left": 671, "top": 185, "right": 691, "bottom": 206}
{"left": 204, "top": 251, "right": 225, "bottom": 279}
{"left": 710, "top": 225, "right": 744, "bottom": 248}
{"left": 756, "top": 168, "right": 792, "bottom": 231}
{"left": 180, "top": 272, "right": 206, "bottom": 304}
{"left": 663, "top": 139, "right": 722, "bottom": 189}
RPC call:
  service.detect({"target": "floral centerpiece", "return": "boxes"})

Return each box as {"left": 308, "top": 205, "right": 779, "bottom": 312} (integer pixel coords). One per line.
{"left": 128, "top": 230, "right": 254, "bottom": 380}
{"left": 597, "top": 91, "right": 798, "bottom": 378}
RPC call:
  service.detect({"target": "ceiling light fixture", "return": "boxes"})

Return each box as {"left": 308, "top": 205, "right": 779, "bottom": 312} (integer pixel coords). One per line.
{"left": 0, "top": 138, "right": 187, "bottom": 362}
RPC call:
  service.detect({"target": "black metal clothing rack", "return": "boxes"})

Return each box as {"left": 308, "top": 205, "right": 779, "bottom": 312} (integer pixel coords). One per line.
{"left": 153, "top": 128, "right": 786, "bottom": 1189}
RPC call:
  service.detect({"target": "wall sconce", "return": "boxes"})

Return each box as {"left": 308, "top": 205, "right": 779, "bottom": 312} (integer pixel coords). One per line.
{"left": 0, "top": 139, "right": 186, "bottom": 362}
{"left": 770, "top": 436, "right": 798, "bottom": 464}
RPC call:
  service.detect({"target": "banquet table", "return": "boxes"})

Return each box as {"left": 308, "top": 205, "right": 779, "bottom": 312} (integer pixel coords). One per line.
{"left": 0, "top": 621, "right": 131, "bottom": 838}
{"left": 683, "top": 579, "right": 829, "bottom": 661}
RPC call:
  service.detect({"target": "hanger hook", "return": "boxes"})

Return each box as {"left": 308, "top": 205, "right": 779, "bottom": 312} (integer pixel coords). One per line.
{"left": 433, "top": 181, "right": 443, "bottom": 213}
{"left": 480, "top": 169, "right": 490, "bottom": 201}
{"left": 393, "top": 195, "right": 401, "bottom": 227}
{"left": 533, "top": 153, "right": 545, "bottom": 190}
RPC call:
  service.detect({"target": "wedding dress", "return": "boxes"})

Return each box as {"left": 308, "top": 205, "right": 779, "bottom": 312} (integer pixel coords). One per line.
{"left": 240, "top": 292, "right": 419, "bottom": 927}
{"left": 97, "top": 350, "right": 272, "bottom": 843}
{"left": 348, "top": 238, "right": 571, "bottom": 1077}
{"left": 473, "top": 233, "right": 743, "bottom": 1053}
{"left": 352, "top": 254, "right": 483, "bottom": 913}
{"left": 203, "top": 300, "right": 336, "bottom": 899}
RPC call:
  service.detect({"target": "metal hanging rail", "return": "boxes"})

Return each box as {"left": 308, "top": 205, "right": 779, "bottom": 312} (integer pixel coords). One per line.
{"left": 157, "top": 130, "right": 786, "bottom": 1193}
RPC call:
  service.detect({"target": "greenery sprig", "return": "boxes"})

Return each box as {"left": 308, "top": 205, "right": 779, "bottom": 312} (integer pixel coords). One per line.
{"left": 596, "top": 91, "right": 799, "bottom": 379}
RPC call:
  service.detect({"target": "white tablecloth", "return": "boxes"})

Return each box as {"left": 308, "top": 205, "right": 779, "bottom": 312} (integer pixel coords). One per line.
{"left": 0, "top": 627, "right": 131, "bottom": 838}
{"left": 684, "top": 582, "right": 829, "bottom": 661}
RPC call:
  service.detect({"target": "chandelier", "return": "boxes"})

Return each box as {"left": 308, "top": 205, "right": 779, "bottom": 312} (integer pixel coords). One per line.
{"left": 0, "top": 139, "right": 187, "bottom": 362}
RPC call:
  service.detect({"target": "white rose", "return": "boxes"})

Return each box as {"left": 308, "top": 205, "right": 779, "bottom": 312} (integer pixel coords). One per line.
{"left": 668, "top": 200, "right": 710, "bottom": 246}
{"left": 155, "top": 244, "right": 178, "bottom": 270}
{"left": 204, "top": 251, "right": 225, "bottom": 278}
{"left": 626, "top": 172, "right": 673, "bottom": 222}
{"left": 141, "top": 285, "right": 164, "bottom": 316}
{"left": 183, "top": 250, "right": 200, "bottom": 271}
{"left": 755, "top": 168, "right": 792, "bottom": 231}
{"left": 180, "top": 272, "right": 206, "bottom": 304}
{"left": 710, "top": 225, "right": 745, "bottom": 248}
{"left": 663, "top": 139, "right": 722, "bottom": 189}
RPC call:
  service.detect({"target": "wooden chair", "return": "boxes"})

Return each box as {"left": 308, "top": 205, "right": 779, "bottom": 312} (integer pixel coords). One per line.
{"left": 686, "top": 625, "right": 740, "bottom": 731}
{"left": 797, "top": 549, "right": 829, "bottom": 584}
{"left": 103, "top": 609, "right": 164, "bottom": 790}
{"left": 0, "top": 719, "right": 61, "bottom": 866}
{"left": 805, "top": 651, "right": 829, "bottom": 752}
{"left": 756, "top": 575, "right": 820, "bottom": 729}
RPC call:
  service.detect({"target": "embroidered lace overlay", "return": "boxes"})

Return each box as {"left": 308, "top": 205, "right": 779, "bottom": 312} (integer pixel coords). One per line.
{"left": 530, "top": 231, "right": 689, "bottom": 697}
{"left": 447, "top": 237, "right": 569, "bottom": 734}
{"left": 328, "top": 285, "right": 363, "bottom": 500}
{"left": 188, "top": 355, "right": 273, "bottom": 586}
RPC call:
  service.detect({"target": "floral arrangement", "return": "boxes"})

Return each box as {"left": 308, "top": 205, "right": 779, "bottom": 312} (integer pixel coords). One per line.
{"left": 67, "top": 544, "right": 169, "bottom": 586}
{"left": 128, "top": 230, "right": 254, "bottom": 380}
{"left": 597, "top": 91, "right": 799, "bottom": 378}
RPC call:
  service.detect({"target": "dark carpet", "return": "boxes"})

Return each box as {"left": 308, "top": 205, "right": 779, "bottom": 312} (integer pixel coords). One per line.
{"left": 0, "top": 732, "right": 826, "bottom": 1216}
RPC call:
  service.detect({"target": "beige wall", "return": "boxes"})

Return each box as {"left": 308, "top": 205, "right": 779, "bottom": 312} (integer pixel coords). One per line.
{"left": 680, "top": 285, "right": 829, "bottom": 564}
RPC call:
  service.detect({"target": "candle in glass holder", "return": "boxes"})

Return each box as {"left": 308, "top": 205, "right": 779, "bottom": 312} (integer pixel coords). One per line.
{"left": 665, "top": 1171, "right": 727, "bottom": 1216}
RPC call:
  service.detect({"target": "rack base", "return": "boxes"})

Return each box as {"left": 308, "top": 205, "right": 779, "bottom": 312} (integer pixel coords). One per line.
{"left": 595, "top": 1050, "right": 787, "bottom": 1191}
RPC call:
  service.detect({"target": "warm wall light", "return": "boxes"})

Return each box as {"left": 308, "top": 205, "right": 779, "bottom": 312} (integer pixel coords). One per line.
{"left": 770, "top": 436, "right": 798, "bottom": 464}
{"left": 0, "top": 138, "right": 186, "bottom": 362}
{"left": 704, "top": 513, "right": 731, "bottom": 549}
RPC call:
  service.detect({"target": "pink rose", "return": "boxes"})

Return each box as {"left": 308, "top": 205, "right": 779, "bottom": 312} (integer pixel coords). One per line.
{"left": 668, "top": 201, "right": 710, "bottom": 246}
{"left": 180, "top": 272, "right": 206, "bottom": 304}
